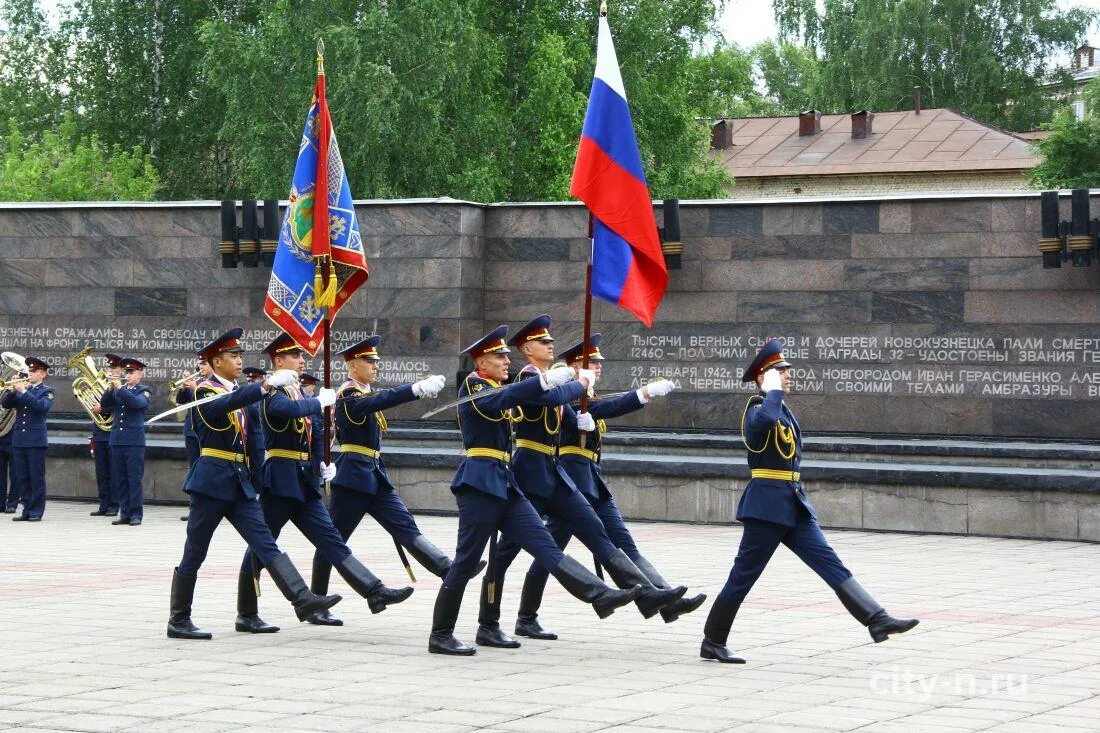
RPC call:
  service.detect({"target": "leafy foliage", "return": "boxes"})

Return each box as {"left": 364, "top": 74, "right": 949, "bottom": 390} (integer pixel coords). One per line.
{"left": 0, "top": 114, "right": 159, "bottom": 201}
{"left": 1028, "top": 78, "right": 1100, "bottom": 189}
{"left": 771, "top": 0, "right": 1095, "bottom": 130}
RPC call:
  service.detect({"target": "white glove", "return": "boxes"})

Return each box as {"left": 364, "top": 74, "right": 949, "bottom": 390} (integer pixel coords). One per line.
{"left": 761, "top": 368, "right": 784, "bottom": 393}
{"left": 646, "top": 379, "right": 675, "bottom": 398}
{"left": 576, "top": 412, "right": 595, "bottom": 432}
{"left": 576, "top": 368, "right": 597, "bottom": 390}
{"left": 412, "top": 374, "right": 446, "bottom": 399}
{"left": 320, "top": 462, "right": 337, "bottom": 481}
{"left": 316, "top": 387, "right": 337, "bottom": 408}
{"left": 542, "top": 365, "right": 575, "bottom": 389}
{"left": 268, "top": 369, "right": 297, "bottom": 388}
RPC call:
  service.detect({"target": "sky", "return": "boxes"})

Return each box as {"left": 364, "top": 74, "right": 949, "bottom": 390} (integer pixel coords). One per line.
{"left": 716, "top": 0, "right": 1100, "bottom": 49}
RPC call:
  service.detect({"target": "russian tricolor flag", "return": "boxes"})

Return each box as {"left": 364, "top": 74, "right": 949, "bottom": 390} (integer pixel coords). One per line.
{"left": 570, "top": 13, "right": 667, "bottom": 327}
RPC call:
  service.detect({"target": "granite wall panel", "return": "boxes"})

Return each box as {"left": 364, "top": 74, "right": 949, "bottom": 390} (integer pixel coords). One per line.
{"left": 1, "top": 195, "right": 1096, "bottom": 439}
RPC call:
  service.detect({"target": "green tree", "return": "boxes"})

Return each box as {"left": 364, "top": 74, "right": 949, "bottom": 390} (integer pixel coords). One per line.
{"left": 753, "top": 40, "right": 821, "bottom": 115}
{"left": 0, "top": 115, "right": 159, "bottom": 201}
{"left": 0, "top": 0, "right": 66, "bottom": 135}
{"left": 1028, "top": 78, "right": 1100, "bottom": 189}
{"left": 772, "top": 0, "right": 1095, "bottom": 130}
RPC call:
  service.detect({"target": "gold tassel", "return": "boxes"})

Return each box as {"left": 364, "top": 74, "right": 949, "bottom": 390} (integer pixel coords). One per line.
{"left": 313, "top": 261, "right": 324, "bottom": 303}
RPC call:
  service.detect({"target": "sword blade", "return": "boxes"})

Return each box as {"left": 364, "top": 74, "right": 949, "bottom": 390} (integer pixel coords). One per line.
{"left": 145, "top": 390, "right": 228, "bottom": 424}
{"left": 419, "top": 382, "right": 513, "bottom": 419}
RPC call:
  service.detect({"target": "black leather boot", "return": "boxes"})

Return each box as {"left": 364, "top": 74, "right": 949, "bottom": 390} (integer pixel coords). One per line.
{"left": 334, "top": 554, "right": 413, "bottom": 614}
{"left": 167, "top": 568, "right": 213, "bottom": 640}
{"left": 429, "top": 585, "right": 476, "bottom": 655}
{"left": 602, "top": 549, "right": 687, "bottom": 619}
{"left": 699, "top": 596, "right": 745, "bottom": 663}
{"left": 234, "top": 571, "right": 280, "bottom": 633}
{"left": 631, "top": 554, "right": 707, "bottom": 624}
{"left": 405, "top": 535, "right": 487, "bottom": 579}
{"left": 515, "top": 571, "right": 557, "bottom": 640}
{"left": 551, "top": 555, "right": 642, "bottom": 619}
{"left": 475, "top": 576, "right": 520, "bottom": 648}
{"left": 265, "top": 552, "right": 342, "bottom": 622}
{"left": 306, "top": 555, "right": 343, "bottom": 626}
{"left": 835, "top": 577, "right": 919, "bottom": 643}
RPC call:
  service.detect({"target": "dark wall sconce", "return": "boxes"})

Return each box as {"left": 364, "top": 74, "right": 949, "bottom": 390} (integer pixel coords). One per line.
{"left": 219, "top": 199, "right": 281, "bottom": 268}
{"left": 660, "top": 199, "right": 684, "bottom": 270}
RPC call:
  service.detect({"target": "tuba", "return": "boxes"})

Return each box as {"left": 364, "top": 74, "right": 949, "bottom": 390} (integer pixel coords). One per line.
{"left": 0, "top": 351, "right": 27, "bottom": 437}
{"left": 70, "top": 347, "right": 113, "bottom": 432}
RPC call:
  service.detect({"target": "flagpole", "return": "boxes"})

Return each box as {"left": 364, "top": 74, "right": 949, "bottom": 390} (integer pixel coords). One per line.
{"left": 317, "top": 38, "right": 334, "bottom": 477}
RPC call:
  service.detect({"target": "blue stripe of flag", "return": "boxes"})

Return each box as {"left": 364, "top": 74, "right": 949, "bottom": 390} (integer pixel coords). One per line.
{"left": 591, "top": 217, "right": 632, "bottom": 305}
{"left": 580, "top": 78, "right": 647, "bottom": 185}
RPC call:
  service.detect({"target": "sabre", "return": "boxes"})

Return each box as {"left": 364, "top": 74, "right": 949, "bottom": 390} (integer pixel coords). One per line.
{"left": 419, "top": 381, "right": 515, "bottom": 419}
{"left": 146, "top": 390, "right": 229, "bottom": 424}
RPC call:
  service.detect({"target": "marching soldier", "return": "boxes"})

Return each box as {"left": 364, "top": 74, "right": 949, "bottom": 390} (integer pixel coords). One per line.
{"left": 101, "top": 358, "right": 151, "bottom": 526}
{"left": 243, "top": 366, "right": 267, "bottom": 384}
{"left": 299, "top": 373, "right": 318, "bottom": 396}
{"left": 234, "top": 333, "right": 412, "bottom": 634}
{"left": 176, "top": 358, "right": 212, "bottom": 521}
{"left": 701, "top": 339, "right": 919, "bottom": 663}
{"left": 508, "top": 334, "right": 706, "bottom": 641}
{"left": 168, "top": 328, "right": 341, "bottom": 640}
{"left": 477, "top": 316, "right": 683, "bottom": 650}
{"left": 4, "top": 357, "right": 54, "bottom": 522}
{"left": 89, "top": 353, "right": 122, "bottom": 517}
{"left": 307, "top": 335, "right": 479, "bottom": 626}
{"left": 429, "top": 325, "right": 641, "bottom": 656}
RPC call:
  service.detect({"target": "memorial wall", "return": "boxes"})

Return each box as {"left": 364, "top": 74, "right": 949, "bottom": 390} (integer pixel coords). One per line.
{"left": 0, "top": 193, "right": 1097, "bottom": 439}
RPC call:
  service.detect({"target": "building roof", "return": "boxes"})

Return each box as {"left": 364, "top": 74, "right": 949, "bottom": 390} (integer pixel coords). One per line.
{"left": 712, "top": 108, "right": 1040, "bottom": 179}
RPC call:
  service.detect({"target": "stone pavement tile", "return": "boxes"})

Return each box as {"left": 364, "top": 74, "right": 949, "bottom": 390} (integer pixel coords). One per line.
{"left": 862, "top": 722, "right": 982, "bottom": 733}
{"left": 756, "top": 706, "right": 879, "bottom": 730}
{"left": 404, "top": 708, "right": 526, "bottom": 728}
{"left": 548, "top": 703, "right": 648, "bottom": 725}
{"left": 0, "top": 710, "right": 56, "bottom": 727}
{"left": 12, "top": 697, "right": 118, "bottom": 714}
{"left": 492, "top": 713, "right": 615, "bottom": 733}
{"left": 115, "top": 721, "right": 239, "bottom": 733}
{"left": 984, "top": 721, "right": 1099, "bottom": 733}
{"left": 32, "top": 713, "right": 154, "bottom": 732}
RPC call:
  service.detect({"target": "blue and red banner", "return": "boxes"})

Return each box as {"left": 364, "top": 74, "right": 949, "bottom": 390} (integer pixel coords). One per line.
{"left": 264, "top": 57, "right": 369, "bottom": 356}
{"left": 570, "top": 14, "right": 667, "bottom": 327}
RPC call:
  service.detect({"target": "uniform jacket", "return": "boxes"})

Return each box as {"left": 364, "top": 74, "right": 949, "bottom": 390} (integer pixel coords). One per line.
{"left": 452, "top": 371, "right": 584, "bottom": 500}
{"left": 736, "top": 389, "right": 815, "bottom": 527}
{"left": 183, "top": 379, "right": 265, "bottom": 501}
{"left": 558, "top": 389, "right": 644, "bottom": 501}
{"left": 333, "top": 380, "right": 418, "bottom": 495}
{"left": 261, "top": 384, "right": 324, "bottom": 502}
{"left": 511, "top": 364, "right": 582, "bottom": 500}
{"left": 177, "top": 387, "right": 197, "bottom": 439}
{"left": 1, "top": 383, "right": 54, "bottom": 448}
{"left": 101, "top": 383, "right": 151, "bottom": 447}
{"left": 91, "top": 402, "right": 113, "bottom": 444}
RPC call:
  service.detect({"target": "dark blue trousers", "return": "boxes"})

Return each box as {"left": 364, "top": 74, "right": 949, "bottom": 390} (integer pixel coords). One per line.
{"left": 241, "top": 494, "right": 352, "bottom": 574}
{"left": 524, "top": 493, "right": 639, "bottom": 581}
{"left": 93, "top": 441, "right": 115, "bottom": 512}
{"left": 184, "top": 436, "right": 200, "bottom": 467}
{"left": 111, "top": 446, "right": 145, "bottom": 521}
{"left": 325, "top": 484, "right": 423, "bottom": 548}
{"left": 491, "top": 484, "right": 618, "bottom": 585}
{"left": 178, "top": 493, "right": 282, "bottom": 576}
{"left": 717, "top": 514, "right": 853, "bottom": 606}
{"left": 0, "top": 445, "right": 16, "bottom": 511}
{"left": 442, "top": 486, "right": 565, "bottom": 593}
{"left": 12, "top": 447, "right": 46, "bottom": 519}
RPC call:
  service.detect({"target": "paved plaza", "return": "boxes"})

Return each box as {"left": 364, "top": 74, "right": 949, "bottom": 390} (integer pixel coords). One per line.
{"left": 2, "top": 502, "right": 1099, "bottom": 733}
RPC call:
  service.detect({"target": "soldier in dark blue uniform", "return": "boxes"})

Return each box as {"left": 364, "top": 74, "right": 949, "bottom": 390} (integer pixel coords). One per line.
{"left": 4, "top": 357, "right": 54, "bottom": 522}
{"left": 89, "top": 353, "right": 122, "bottom": 516}
{"left": 477, "top": 317, "right": 684, "bottom": 650}
{"left": 234, "top": 333, "right": 412, "bottom": 634}
{"left": 429, "top": 325, "right": 642, "bottom": 656}
{"left": 307, "top": 335, "right": 476, "bottom": 626}
{"left": 299, "top": 373, "right": 318, "bottom": 396}
{"left": 243, "top": 366, "right": 267, "bottom": 384}
{"left": 176, "top": 358, "right": 212, "bottom": 521}
{"left": 701, "top": 339, "right": 919, "bottom": 663}
{"left": 168, "top": 328, "right": 341, "bottom": 640}
{"left": 509, "top": 334, "right": 706, "bottom": 641}
{"left": 101, "top": 358, "right": 151, "bottom": 526}
{"left": 0, "top": 422, "right": 14, "bottom": 513}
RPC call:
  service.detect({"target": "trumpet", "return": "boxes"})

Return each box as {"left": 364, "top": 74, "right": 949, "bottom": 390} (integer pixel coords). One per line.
{"left": 0, "top": 352, "right": 29, "bottom": 436}
{"left": 168, "top": 369, "right": 207, "bottom": 392}
{"left": 0, "top": 375, "right": 34, "bottom": 389}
